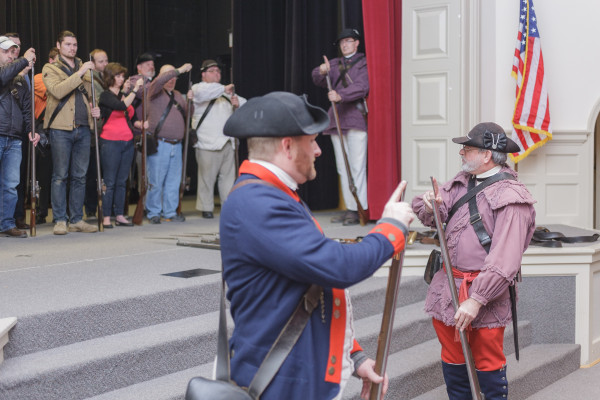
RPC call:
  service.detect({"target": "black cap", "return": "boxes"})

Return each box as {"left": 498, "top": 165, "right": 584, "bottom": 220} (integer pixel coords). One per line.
{"left": 223, "top": 92, "right": 330, "bottom": 139}
{"left": 334, "top": 28, "right": 361, "bottom": 45}
{"left": 135, "top": 53, "right": 155, "bottom": 66}
{"left": 452, "top": 122, "right": 521, "bottom": 153}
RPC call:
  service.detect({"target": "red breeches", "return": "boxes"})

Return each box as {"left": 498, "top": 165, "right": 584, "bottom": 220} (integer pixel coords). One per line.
{"left": 432, "top": 318, "right": 506, "bottom": 371}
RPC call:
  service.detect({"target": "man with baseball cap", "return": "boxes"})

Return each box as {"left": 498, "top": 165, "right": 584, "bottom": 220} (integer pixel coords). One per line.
{"left": 411, "top": 122, "right": 536, "bottom": 399}
{"left": 219, "top": 91, "right": 415, "bottom": 399}
{"left": 191, "top": 59, "right": 246, "bottom": 219}
{"left": 0, "top": 36, "right": 40, "bottom": 237}
{"left": 312, "top": 28, "right": 369, "bottom": 226}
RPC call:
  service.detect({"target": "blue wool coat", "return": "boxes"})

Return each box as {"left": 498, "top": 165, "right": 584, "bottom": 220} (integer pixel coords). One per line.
{"left": 219, "top": 162, "right": 406, "bottom": 399}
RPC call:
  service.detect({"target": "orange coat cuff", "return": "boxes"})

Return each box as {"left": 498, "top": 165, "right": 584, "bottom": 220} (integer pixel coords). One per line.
{"left": 370, "top": 222, "right": 406, "bottom": 254}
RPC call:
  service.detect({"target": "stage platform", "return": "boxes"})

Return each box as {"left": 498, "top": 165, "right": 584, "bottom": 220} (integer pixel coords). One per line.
{"left": 1, "top": 200, "right": 599, "bottom": 399}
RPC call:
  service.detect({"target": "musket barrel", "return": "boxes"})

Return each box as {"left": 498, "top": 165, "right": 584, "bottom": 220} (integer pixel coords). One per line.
{"left": 323, "top": 65, "right": 367, "bottom": 225}
{"left": 30, "top": 61, "right": 37, "bottom": 237}
{"left": 89, "top": 63, "right": 104, "bottom": 232}
{"left": 430, "top": 176, "right": 485, "bottom": 400}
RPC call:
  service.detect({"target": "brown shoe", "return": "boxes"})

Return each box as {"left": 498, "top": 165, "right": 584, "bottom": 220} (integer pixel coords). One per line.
{"left": 2, "top": 227, "right": 27, "bottom": 238}
{"left": 342, "top": 211, "right": 360, "bottom": 226}
{"left": 15, "top": 218, "right": 30, "bottom": 230}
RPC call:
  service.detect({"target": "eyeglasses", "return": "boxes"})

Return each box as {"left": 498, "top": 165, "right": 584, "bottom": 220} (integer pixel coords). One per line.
{"left": 461, "top": 145, "right": 480, "bottom": 153}
{"left": 340, "top": 38, "right": 356, "bottom": 45}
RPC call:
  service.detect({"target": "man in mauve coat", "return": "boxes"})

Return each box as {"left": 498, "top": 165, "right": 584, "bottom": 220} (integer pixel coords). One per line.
{"left": 412, "top": 122, "right": 536, "bottom": 399}
{"left": 312, "top": 28, "right": 369, "bottom": 226}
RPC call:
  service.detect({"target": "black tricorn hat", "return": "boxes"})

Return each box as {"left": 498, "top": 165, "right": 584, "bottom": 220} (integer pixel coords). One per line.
{"left": 223, "top": 92, "right": 330, "bottom": 139}
{"left": 452, "top": 122, "right": 521, "bottom": 153}
{"left": 334, "top": 28, "right": 361, "bottom": 45}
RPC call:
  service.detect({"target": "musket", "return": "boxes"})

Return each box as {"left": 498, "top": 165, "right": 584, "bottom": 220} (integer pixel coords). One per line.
{"left": 132, "top": 79, "right": 148, "bottom": 225}
{"left": 229, "top": 0, "right": 240, "bottom": 174}
{"left": 176, "top": 71, "right": 192, "bottom": 216}
{"left": 430, "top": 176, "right": 485, "bottom": 400}
{"left": 29, "top": 61, "right": 39, "bottom": 237}
{"left": 323, "top": 56, "right": 367, "bottom": 226}
{"left": 89, "top": 61, "right": 104, "bottom": 232}
{"left": 369, "top": 190, "right": 408, "bottom": 400}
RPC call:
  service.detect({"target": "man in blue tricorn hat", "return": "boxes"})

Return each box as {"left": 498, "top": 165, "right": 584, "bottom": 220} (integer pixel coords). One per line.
{"left": 219, "top": 91, "right": 414, "bottom": 399}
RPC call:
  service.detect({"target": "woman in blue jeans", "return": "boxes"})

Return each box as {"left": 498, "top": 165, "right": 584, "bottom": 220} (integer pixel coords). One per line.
{"left": 98, "top": 63, "right": 146, "bottom": 228}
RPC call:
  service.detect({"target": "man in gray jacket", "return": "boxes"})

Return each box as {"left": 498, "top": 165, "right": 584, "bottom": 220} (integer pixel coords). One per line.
{"left": 0, "top": 36, "right": 39, "bottom": 237}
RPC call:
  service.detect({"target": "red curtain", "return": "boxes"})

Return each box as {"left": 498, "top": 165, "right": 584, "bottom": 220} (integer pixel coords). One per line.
{"left": 362, "top": 0, "right": 402, "bottom": 218}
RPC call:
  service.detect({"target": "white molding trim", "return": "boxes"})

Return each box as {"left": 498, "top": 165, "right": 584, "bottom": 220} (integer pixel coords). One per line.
{"left": 0, "top": 317, "right": 17, "bottom": 364}
{"left": 547, "top": 130, "right": 591, "bottom": 145}
{"left": 461, "top": 0, "right": 481, "bottom": 132}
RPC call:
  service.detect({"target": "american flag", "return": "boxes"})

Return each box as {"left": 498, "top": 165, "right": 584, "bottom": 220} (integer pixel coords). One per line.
{"left": 510, "top": 0, "right": 552, "bottom": 163}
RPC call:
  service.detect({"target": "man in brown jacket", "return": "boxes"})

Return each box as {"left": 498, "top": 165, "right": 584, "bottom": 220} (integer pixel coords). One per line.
{"left": 42, "top": 30, "right": 101, "bottom": 235}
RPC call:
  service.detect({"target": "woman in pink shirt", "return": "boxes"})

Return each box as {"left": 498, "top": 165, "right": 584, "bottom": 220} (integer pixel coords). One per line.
{"left": 99, "top": 63, "right": 146, "bottom": 228}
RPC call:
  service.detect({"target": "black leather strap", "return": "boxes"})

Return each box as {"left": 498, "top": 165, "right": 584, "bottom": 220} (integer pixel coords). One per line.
{"left": 446, "top": 172, "right": 515, "bottom": 224}
{"left": 468, "top": 178, "right": 492, "bottom": 253}
{"left": 193, "top": 98, "right": 217, "bottom": 131}
{"left": 215, "top": 179, "right": 322, "bottom": 398}
{"left": 247, "top": 284, "right": 322, "bottom": 398}
{"left": 153, "top": 91, "right": 176, "bottom": 138}
{"left": 530, "top": 228, "right": 599, "bottom": 248}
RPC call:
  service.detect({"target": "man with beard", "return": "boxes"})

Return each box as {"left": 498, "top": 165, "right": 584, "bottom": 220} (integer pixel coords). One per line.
{"left": 43, "top": 30, "right": 101, "bottom": 235}
{"left": 83, "top": 48, "right": 109, "bottom": 220}
{"left": 145, "top": 63, "right": 192, "bottom": 223}
{"left": 220, "top": 91, "right": 415, "bottom": 399}
{"left": 411, "top": 122, "right": 536, "bottom": 399}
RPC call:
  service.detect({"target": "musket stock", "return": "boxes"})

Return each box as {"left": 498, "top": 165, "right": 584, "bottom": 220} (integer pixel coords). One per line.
{"left": 29, "top": 62, "right": 38, "bottom": 237}
{"left": 323, "top": 56, "right": 367, "bottom": 225}
{"left": 132, "top": 79, "right": 148, "bottom": 225}
{"left": 89, "top": 63, "right": 104, "bottom": 232}
{"left": 430, "top": 176, "right": 485, "bottom": 400}
{"left": 176, "top": 71, "right": 192, "bottom": 216}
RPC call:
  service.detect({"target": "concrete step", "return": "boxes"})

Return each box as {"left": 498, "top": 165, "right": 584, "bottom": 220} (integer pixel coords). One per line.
{"left": 342, "top": 320, "right": 534, "bottom": 400}
{"left": 0, "top": 312, "right": 223, "bottom": 400}
{"left": 3, "top": 274, "right": 424, "bottom": 360}
{"left": 0, "top": 276, "right": 425, "bottom": 400}
{"left": 526, "top": 362, "right": 600, "bottom": 400}
{"left": 85, "top": 363, "right": 214, "bottom": 400}
{"left": 412, "top": 344, "right": 581, "bottom": 400}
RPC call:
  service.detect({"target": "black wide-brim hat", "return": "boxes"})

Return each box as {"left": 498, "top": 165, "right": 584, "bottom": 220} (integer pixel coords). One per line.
{"left": 135, "top": 52, "right": 155, "bottom": 66}
{"left": 334, "top": 28, "right": 361, "bottom": 45}
{"left": 452, "top": 122, "right": 521, "bottom": 153}
{"left": 223, "top": 92, "right": 330, "bottom": 139}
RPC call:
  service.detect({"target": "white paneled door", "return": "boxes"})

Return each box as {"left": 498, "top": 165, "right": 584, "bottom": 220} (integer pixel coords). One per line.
{"left": 401, "top": 0, "right": 463, "bottom": 203}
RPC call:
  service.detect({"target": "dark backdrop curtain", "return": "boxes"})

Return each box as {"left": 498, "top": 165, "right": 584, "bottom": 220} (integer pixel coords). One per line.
{"left": 232, "top": 0, "right": 364, "bottom": 210}
{"left": 0, "top": 0, "right": 148, "bottom": 75}
{"left": 362, "top": 0, "right": 402, "bottom": 218}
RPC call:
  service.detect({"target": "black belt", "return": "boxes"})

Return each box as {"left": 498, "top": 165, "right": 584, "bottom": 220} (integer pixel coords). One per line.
{"left": 157, "top": 137, "right": 182, "bottom": 145}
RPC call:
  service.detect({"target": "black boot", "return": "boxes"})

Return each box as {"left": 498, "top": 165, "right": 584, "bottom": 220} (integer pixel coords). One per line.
{"left": 442, "top": 362, "right": 472, "bottom": 399}
{"left": 477, "top": 366, "right": 508, "bottom": 399}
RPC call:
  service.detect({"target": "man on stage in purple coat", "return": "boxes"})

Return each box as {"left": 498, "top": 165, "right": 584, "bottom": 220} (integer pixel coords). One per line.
{"left": 312, "top": 28, "right": 369, "bottom": 226}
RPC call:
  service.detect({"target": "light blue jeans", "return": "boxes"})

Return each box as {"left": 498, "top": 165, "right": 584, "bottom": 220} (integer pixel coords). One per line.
{"left": 146, "top": 140, "right": 182, "bottom": 219}
{"left": 0, "top": 136, "right": 22, "bottom": 231}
